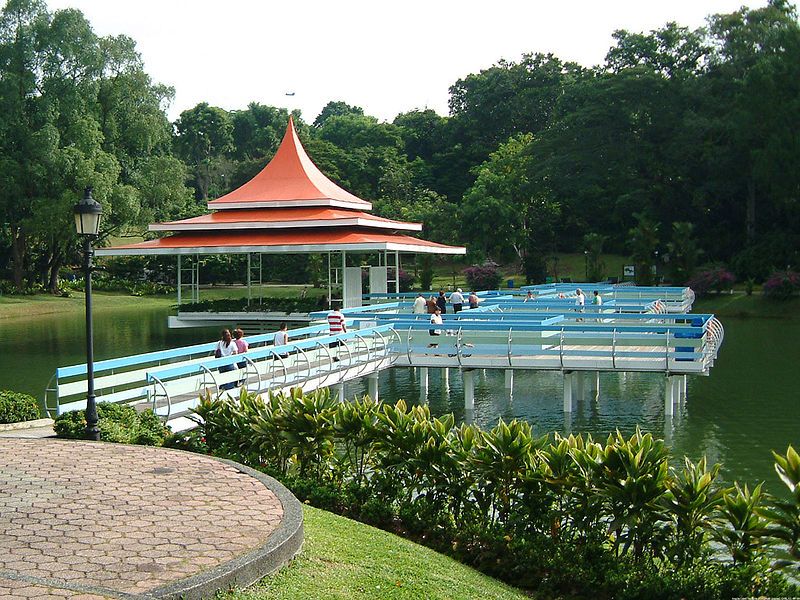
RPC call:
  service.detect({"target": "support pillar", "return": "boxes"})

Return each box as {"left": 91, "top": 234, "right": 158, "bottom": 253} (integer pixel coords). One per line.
{"left": 367, "top": 373, "right": 379, "bottom": 402}
{"left": 463, "top": 369, "right": 475, "bottom": 410}
{"left": 664, "top": 375, "right": 675, "bottom": 416}
{"left": 177, "top": 256, "right": 182, "bottom": 306}
{"left": 420, "top": 367, "right": 429, "bottom": 403}
{"left": 574, "top": 371, "right": 585, "bottom": 403}
{"left": 336, "top": 382, "right": 345, "bottom": 403}
{"left": 504, "top": 369, "right": 514, "bottom": 390}
{"left": 442, "top": 367, "right": 449, "bottom": 392}
{"left": 589, "top": 371, "right": 600, "bottom": 400}
{"left": 563, "top": 371, "right": 575, "bottom": 413}
{"left": 681, "top": 375, "right": 687, "bottom": 404}
{"left": 341, "top": 250, "right": 347, "bottom": 307}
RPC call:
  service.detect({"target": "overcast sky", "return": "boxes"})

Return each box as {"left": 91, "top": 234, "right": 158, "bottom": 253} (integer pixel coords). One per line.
{"left": 48, "top": 0, "right": 762, "bottom": 123}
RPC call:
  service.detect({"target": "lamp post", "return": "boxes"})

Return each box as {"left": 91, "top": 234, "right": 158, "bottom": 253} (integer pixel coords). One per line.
{"left": 584, "top": 250, "right": 589, "bottom": 282}
{"left": 73, "top": 187, "right": 102, "bottom": 441}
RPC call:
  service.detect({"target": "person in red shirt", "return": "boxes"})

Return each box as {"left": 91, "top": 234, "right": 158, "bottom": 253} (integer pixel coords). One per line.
{"left": 327, "top": 304, "right": 346, "bottom": 360}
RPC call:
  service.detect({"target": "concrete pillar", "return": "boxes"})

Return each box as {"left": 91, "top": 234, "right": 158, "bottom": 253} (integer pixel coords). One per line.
{"left": 367, "top": 373, "right": 379, "bottom": 402}
{"left": 563, "top": 371, "right": 574, "bottom": 413}
{"left": 589, "top": 371, "right": 600, "bottom": 400}
{"left": 420, "top": 367, "right": 429, "bottom": 403}
{"left": 463, "top": 369, "right": 475, "bottom": 410}
{"left": 336, "top": 382, "right": 345, "bottom": 402}
{"left": 504, "top": 369, "right": 514, "bottom": 390}
{"left": 681, "top": 375, "right": 688, "bottom": 404}
{"left": 664, "top": 375, "right": 674, "bottom": 416}
{"left": 575, "top": 371, "right": 586, "bottom": 403}
{"left": 442, "top": 367, "right": 450, "bottom": 392}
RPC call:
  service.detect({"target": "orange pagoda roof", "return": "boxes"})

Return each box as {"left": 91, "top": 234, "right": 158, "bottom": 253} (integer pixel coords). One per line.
{"left": 149, "top": 207, "right": 421, "bottom": 232}
{"left": 97, "top": 229, "right": 464, "bottom": 256}
{"left": 208, "top": 116, "right": 371, "bottom": 210}
{"left": 99, "top": 117, "right": 465, "bottom": 257}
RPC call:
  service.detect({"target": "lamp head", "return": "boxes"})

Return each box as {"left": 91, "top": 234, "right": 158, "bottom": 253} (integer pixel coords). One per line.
{"left": 74, "top": 187, "right": 102, "bottom": 237}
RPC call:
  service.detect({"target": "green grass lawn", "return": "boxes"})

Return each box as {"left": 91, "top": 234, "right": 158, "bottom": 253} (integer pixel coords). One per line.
{"left": 224, "top": 505, "right": 527, "bottom": 600}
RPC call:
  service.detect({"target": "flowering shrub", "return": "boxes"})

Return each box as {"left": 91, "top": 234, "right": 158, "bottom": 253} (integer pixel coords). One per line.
{"left": 398, "top": 269, "right": 415, "bottom": 292}
{"left": 687, "top": 267, "right": 736, "bottom": 295}
{"left": 763, "top": 270, "right": 800, "bottom": 300}
{"left": 463, "top": 265, "right": 502, "bottom": 291}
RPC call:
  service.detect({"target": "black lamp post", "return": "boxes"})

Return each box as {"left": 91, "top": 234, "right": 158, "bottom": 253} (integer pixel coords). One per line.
{"left": 73, "top": 187, "right": 102, "bottom": 441}
{"left": 584, "top": 250, "right": 589, "bottom": 282}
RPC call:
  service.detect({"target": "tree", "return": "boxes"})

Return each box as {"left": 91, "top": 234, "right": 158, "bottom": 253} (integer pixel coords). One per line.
{"left": 628, "top": 213, "right": 660, "bottom": 286}
{"left": 173, "top": 102, "right": 233, "bottom": 202}
{"left": 313, "top": 100, "right": 364, "bottom": 128}
{"left": 666, "top": 222, "right": 702, "bottom": 284}
{"left": 461, "top": 133, "right": 559, "bottom": 280}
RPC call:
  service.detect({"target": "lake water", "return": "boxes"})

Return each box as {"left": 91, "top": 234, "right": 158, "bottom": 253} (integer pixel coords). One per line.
{"left": 1, "top": 302, "right": 797, "bottom": 494}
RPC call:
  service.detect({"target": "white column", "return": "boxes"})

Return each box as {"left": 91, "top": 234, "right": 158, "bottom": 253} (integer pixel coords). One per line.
{"left": 664, "top": 375, "right": 675, "bottom": 416}
{"left": 681, "top": 375, "right": 688, "bottom": 404}
{"left": 327, "top": 252, "right": 332, "bottom": 306}
{"left": 442, "top": 367, "right": 449, "bottom": 392}
{"left": 504, "top": 369, "right": 514, "bottom": 389}
{"left": 575, "top": 371, "right": 585, "bottom": 402}
{"left": 336, "top": 382, "right": 345, "bottom": 402}
{"left": 341, "top": 250, "right": 347, "bottom": 307}
{"left": 177, "top": 255, "right": 182, "bottom": 306}
{"left": 463, "top": 369, "right": 475, "bottom": 410}
{"left": 395, "top": 250, "right": 401, "bottom": 295}
{"left": 590, "top": 371, "right": 600, "bottom": 400}
{"left": 563, "top": 372, "right": 574, "bottom": 413}
{"left": 246, "top": 253, "right": 252, "bottom": 305}
{"left": 419, "top": 366, "right": 429, "bottom": 403}
{"left": 367, "top": 373, "right": 379, "bottom": 402}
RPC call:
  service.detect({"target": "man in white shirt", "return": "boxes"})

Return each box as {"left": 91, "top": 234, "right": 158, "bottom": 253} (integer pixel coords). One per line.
{"left": 450, "top": 288, "right": 464, "bottom": 313}
{"left": 428, "top": 309, "right": 443, "bottom": 347}
{"left": 274, "top": 322, "right": 289, "bottom": 346}
{"left": 575, "top": 288, "right": 585, "bottom": 321}
{"left": 413, "top": 293, "right": 426, "bottom": 314}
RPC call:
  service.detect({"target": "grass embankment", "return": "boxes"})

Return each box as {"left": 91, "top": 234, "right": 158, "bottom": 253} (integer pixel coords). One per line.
{"left": 0, "top": 291, "right": 171, "bottom": 321}
{"left": 224, "top": 505, "right": 526, "bottom": 600}
{"left": 694, "top": 293, "right": 800, "bottom": 319}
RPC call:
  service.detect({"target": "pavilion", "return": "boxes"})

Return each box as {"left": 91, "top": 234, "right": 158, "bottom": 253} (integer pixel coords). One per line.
{"left": 97, "top": 117, "right": 465, "bottom": 309}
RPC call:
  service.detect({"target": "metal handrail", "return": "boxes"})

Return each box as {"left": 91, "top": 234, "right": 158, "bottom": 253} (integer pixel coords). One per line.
{"left": 559, "top": 327, "right": 565, "bottom": 369}
{"left": 199, "top": 365, "right": 219, "bottom": 398}
{"left": 611, "top": 328, "right": 617, "bottom": 369}
{"left": 292, "top": 344, "right": 312, "bottom": 381}
{"left": 242, "top": 355, "right": 261, "bottom": 393}
{"left": 507, "top": 328, "right": 513, "bottom": 367}
{"left": 354, "top": 333, "right": 372, "bottom": 376}
{"left": 269, "top": 350, "right": 289, "bottom": 388}
{"left": 665, "top": 329, "right": 671, "bottom": 374}
{"left": 406, "top": 326, "right": 414, "bottom": 364}
{"left": 315, "top": 341, "right": 335, "bottom": 388}
{"left": 338, "top": 339, "right": 354, "bottom": 371}
{"left": 149, "top": 375, "right": 170, "bottom": 422}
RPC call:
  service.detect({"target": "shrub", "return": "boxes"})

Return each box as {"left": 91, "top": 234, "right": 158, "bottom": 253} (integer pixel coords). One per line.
{"left": 53, "top": 403, "right": 169, "bottom": 445}
{"left": 463, "top": 265, "right": 502, "bottom": 291}
{"left": 176, "top": 391, "right": 800, "bottom": 597}
{"left": 763, "top": 270, "right": 800, "bottom": 300}
{"left": 687, "top": 267, "right": 736, "bottom": 296}
{"left": 398, "top": 269, "right": 415, "bottom": 292}
{"left": 0, "top": 391, "right": 41, "bottom": 423}
{"left": 178, "top": 296, "right": 326, "bottom": 314}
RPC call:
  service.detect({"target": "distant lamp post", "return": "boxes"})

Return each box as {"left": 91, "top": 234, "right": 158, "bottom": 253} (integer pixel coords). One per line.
{"left": 73, "top": 187, "right": 102, "bottom": 441}
{"left": 584, "top": 250, "right": 589, "bottom": 282}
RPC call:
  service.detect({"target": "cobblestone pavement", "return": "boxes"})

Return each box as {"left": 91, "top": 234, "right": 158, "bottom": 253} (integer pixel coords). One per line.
{"left": 0, "top": 439, "right": 286, "bottom": 599}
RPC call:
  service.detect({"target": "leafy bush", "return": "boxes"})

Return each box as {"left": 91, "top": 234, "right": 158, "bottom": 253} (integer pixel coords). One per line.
{"left": 398, "top": 269, "right": 415, "bottom": 292}
{"left": 687, "top": 266, "right": 736, "bottom": 295}
{"left": 179, "top": 296, "right": 326, "bottom": 314}
{"left": 0, "top": 390, "right": 41, "bottom": 423}
{"left": 763, "top": 270, "right": 800, "bottom": 300}
{"left": 53, "top": 403, "right": 169, "bottom": 445}
{"left": 463, "top": 264, "right": 502, "bottom": 291}
{"left": 180, "top": 391, "right": 799, "bottom": 597}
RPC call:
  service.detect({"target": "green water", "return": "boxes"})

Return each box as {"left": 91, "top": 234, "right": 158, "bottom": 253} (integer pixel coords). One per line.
{"left": 1, "top": 304, "right": 797, "bottom": 493}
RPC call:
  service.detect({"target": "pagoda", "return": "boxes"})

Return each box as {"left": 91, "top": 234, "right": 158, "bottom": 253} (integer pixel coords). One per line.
{"left": 98, "top": 117, "right": 465, "bottom": 308}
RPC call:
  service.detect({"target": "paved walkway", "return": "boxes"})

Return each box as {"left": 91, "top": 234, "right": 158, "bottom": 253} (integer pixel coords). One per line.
{"left": 0, "top": 439, "right": 303, "bottom": 599}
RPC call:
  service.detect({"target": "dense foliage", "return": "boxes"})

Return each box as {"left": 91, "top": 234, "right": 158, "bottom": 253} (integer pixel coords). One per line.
{"left": 0, "top": 390, "right": 41, "bottom": 423}
{"left": 54, "top": 403, "right": 169, "bottom": 445}
{"left": 2, "top": 1, "right": 799, "bottom": 292}
{"left": 166, "top": 389, "right": 800, "bottom": 599}
{"left": 178, "top": 296, "right": 327, "bottom": 314}
{"left": 763, "top": 270, "right": 800, "bottom": 299}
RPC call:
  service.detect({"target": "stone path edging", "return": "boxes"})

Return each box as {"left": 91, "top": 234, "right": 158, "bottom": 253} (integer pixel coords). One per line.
{"left": 148, "top": 454, "right": 304, "bottom": 600}
{"left": 0, "top": 418, "right": 54, "bottom": 432}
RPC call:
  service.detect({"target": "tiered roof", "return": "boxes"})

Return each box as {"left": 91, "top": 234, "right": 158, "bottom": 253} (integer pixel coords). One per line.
{"left": 98, "top": 117, "right": 464, "bottom": 257}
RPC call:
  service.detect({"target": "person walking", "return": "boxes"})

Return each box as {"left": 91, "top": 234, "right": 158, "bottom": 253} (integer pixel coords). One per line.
{"left": 450, "top": 288, "right": 464, "bottom": 313}
{"left": 524, "top": 291, "right": 535, "bottom": 302}
{"left": 436, "top": 290, "right": 447, "bottom": 314}
{"left": 214, "top": 329, "right": 238, "bottom": 390}
{"left": 273, "top": 322, "right": 289, "bottom": 347}
{"left": 413, "top": 293, "right": 426, "bottom": 314}
{"left": 575, "top": 288, "right": 586, "bottom": 321}
{"left": 428, "top": 308, "right": 443, "bottom": 347}
{"left": 233, "top": 328, "right": 249, "bottom": 385}
{"left": 468, "top": 291, "right": 480, "bottom": 309}
{"left": 592, "top": 290, "right": 603, "bottom": 306}
{"left": 327, "top": 303, "right": 347, "bottom": 360}
{"left": 426, "top": 296, "right": 437, "bottom": 314}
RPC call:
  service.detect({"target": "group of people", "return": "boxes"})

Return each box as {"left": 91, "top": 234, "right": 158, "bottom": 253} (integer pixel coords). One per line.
{"left": 214, "top": 322, "right": 291, "bottom": 390}
{"left": 413, "top": 288, "right": 482, "bottom": 316}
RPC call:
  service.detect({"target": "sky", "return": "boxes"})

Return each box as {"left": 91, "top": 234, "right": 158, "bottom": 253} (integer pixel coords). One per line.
{"left": 48, "top": 0, "right": 764, "bottom": 123}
